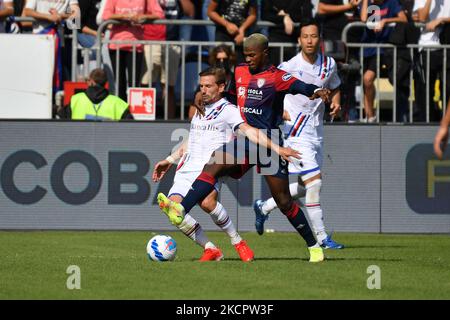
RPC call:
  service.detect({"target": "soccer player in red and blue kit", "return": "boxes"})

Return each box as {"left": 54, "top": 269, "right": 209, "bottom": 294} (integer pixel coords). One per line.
{"left": 158, "top": 33, "right": 331, "bottom": 262}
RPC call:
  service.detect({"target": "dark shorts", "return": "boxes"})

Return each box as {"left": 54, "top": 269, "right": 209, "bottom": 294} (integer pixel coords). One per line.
{"left": 363, "top": 54, "right": 388, "bottom": 74}
{"left": 218, "top": 133, "right": 289, "bottom": 180}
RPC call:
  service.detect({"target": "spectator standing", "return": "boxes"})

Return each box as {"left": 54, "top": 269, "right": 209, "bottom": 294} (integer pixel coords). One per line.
{"left": 317, "top": 0, "right": 362, "bottom": 122}
{"left": 150, "top": 0, "right": 187, "bottom": 119}
{"left": 140, "top": 0, "right": 165, "bottom": 91}
{"left": 24, "top": 0, "right": 80, "bottom": 91}
{"left": 179, "top": 0, "right": 194, "bottom": 42}
{"left": 102, "top": 0, "right": 161, "bottom": 101}
{"left": 359, "top": 0, "right": 407, "bottom": 122}
{"left": 0, "top": 0, "right": 14, "bottom": 33}
{"left": 263, "top": 0, "right": 313, "bottom": 66}
{"left": 202, "top": 0, "right": 215, "bottom": 41}
{"left": 6, "top": 0, "right": 34, "bottom": 33}
{"left": 317, "top": 0, "right": 361, "bottom": 40}
{"left": 59, "top": 68, "right": 134, "bottom": 120}
{"left": 78, "top": 0, "right": 100, "bottom": 50}
{"left": 207, "top": 0, "right": 257, "bottom": 63}
{"left": 412, "top": 0, "right": 450, "bottom": 122}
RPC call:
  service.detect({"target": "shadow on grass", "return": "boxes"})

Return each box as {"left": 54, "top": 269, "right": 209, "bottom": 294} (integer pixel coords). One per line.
{"left": 188, "top": 256, "right": 403, "bottom": 262}
{"left": 188, "top": 257, "right": 308, "bottom": 262}
{"left": 324, "top": 257, "right": 402, "bottom": 262}
{"left": 341, "top": 245, "right": 408, "bottom": 249}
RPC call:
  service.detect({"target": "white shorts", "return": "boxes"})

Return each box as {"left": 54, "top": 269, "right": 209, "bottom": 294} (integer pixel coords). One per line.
{"left": 168, "top": 170, "right": 223, "bottom": 198}
{"left": 285, "top": 139, "right": 323, "bottom": 181}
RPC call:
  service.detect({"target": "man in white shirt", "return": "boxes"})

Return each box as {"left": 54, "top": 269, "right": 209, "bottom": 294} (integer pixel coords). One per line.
{"left": 152, "top": 67, "right": 257, "bottom": 262}
{"left": 24, "top": 0, "right": 79, "bottom": 34}
{"left": 254, "top": 20, "right": 345, "bottom": 249}
{"left": 413, "top": 0, "right": 450, "bottom": 122}
{"left": 0, "top": 0, "right": 13, "bottom": 33}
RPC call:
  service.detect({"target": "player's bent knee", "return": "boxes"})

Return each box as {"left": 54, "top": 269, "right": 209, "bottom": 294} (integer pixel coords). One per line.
{"left": 305, "top": 179, "right": 322, "bottom": 205}
{"left": 276, "top": 197, "right": 293, "bottom": 213}
{"left": 199, "top": 197, "right": 217, "bottom": 213}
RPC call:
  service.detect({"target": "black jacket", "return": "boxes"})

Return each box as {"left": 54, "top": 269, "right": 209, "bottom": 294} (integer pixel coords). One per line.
{"left": 263, "top": 0, "right": 313, "bottom": 41}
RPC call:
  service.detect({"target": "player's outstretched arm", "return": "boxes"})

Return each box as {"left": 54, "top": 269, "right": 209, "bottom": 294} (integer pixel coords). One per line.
{"left": 237, "top": 123, "right": 301, "bottom": 162}
{"left": 152, "top": 140, "right": 188, "bottom": 182}
{"left": 288, "top": 80, "right": 331, "bottom": 103}
{"left": 434, "top": 100, "right": 450, "bottom": 160}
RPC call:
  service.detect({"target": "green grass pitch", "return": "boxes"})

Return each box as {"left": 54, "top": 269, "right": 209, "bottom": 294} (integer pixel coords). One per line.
{"left": 1, "top": 231, "right": 449, "bottom": 299}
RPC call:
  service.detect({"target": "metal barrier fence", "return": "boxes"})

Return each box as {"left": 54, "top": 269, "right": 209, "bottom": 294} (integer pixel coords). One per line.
{"left": 342, "top": 21, "right": 448, "bottom": 123}
{"left": 5, "top": 17, "right": 450, "bottom": 123}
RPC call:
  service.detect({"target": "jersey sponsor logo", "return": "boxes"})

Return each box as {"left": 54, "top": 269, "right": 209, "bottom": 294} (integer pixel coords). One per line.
{"left": 190, "top": 123, "right": 220, "bottom": 131}
{"left": 247, "top": 88, "right": 263, "bottom": 95}
{"left": 246, "top": 88, "right": 263, "bottom": 101}
{"left": 257, "top": 78, "right": 265, "bottom": 88}
{"left": 282, "top": 73, "right": 293, "bottom": 81}
{"left": 241, "top": 107, "right": 262, "bottom": 115}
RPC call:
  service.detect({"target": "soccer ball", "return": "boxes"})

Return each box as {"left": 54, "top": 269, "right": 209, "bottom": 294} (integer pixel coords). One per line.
{"left": 146, "top": 235, "right": 177, "bottom": 261}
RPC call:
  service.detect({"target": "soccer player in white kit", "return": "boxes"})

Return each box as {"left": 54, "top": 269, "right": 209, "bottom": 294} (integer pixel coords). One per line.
{"left": 254, "top": 20, "right": 344, "bottom": 249}
{"left": 153, "top": 67, "right": 298, "bottom": 261}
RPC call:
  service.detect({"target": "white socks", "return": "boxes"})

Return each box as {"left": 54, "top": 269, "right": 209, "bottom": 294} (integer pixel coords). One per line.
{"left": 304, "top": 179, "right": 327, "bottom": 244}
{"left": 261, "top": 182, "right": 306, "bottom": 215}
{"left": 209, "top": 202, "right": 242, "bottom": 245}
{"left": 178, "top": 214, "right": 215, "bottom": 249}
{"left": 260, "top": 181, "right": 329, "bottom": 244}
{"left": 305, "top": 205, "right": 327, "bottom": 244}
{"left": 177, "top": 203, "right": 242, "bottom": 248}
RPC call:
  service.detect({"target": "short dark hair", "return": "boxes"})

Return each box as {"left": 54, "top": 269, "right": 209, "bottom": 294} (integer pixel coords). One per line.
{"left": 299, "top": 19, "right": 322, "bottom": 37}
{"left": 208, "top": 44, "right": 236, "bottom": 68}
{"left": 199, "top": 67, "right": 227, "bottom": 85}
{"left": 89, "top": 68, "right": 108, "bottom": 87}
{"left": 243, "top": 33, "right": 269, "bottom": 51}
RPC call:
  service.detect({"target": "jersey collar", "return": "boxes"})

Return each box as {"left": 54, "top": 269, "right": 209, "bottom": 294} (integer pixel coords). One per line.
{"left": 205, "top": 97, "right": 227, "bottom": 110}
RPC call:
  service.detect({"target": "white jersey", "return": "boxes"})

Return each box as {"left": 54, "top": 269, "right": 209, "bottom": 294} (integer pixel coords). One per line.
{"left": 26, "top": 0, "right": 79, "bottom": 34}
{"left": 278, "top": 52, "right": 340, "bottom": 144}
{"left": 177, "top": 98, "right": 244, "bottom": 173}
{"left": 413, "top": 0, "right": 450, "bottom": 47}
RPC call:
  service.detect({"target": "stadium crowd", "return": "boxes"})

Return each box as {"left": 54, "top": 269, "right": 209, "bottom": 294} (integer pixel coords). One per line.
{"left": 0, "top": 0, "right": 449, "bottom": 122}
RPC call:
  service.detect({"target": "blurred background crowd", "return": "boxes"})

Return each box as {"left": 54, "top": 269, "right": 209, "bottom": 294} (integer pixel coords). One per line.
{"left": 0, "top": 0, "right": 449, "bottom": 122}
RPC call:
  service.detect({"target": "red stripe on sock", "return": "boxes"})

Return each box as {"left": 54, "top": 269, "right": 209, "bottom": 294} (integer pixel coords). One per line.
{"left": 306, "top": 203, "right": 321, "bottom": 208}
{"left": 197, "top": 172, "right": 217, "bottom": 185}
{"left": 285, "top": 203, "right": 299, "bottom": 219}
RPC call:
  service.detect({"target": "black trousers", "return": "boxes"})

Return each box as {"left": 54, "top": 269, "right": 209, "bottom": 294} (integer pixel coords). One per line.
{"left": 413, "top": 49, "right": 449, "bottom": 122}
{"left": 215, "top": 28, "right": 245, "bottom": 64}
{"left": 109, "top": 49, "right": 143, "bottom": 101}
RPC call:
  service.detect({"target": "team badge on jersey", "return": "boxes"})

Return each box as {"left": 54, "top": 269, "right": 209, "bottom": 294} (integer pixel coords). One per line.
{"left": 238, "top": 86, "right": 246, "bottom": 98}
{"left": 282, "top": 73, "right": 293, "bottom": 81}
{"left": 257, "top": 78, "right": 265, "bottom": 88}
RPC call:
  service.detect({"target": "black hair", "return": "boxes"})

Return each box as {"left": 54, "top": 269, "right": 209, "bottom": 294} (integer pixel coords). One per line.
{"left": 299, "top": 19, "right": 322, "bottom": 38}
